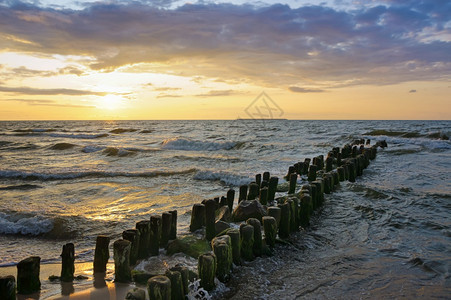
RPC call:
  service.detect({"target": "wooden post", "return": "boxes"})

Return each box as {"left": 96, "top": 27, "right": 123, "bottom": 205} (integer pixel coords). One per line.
{"left": 278, "top": 202, "right": 290, "bottom": 239}
{"left": 198, "top": 253, "right": 217, "bottom": 291}
{"left": 263, "top": 171, "right": 270, "bottom": 182}
{"left": 122, "top": 229, "right": 140, "bottom": 265}
{"left": 226, "top": 189, "right": 235, "bottom": 212}
{"left": 211, "top": 235, "right": 232, "bottom": 282}
{"left": 17, "top": 256, "right": 40, "bottom": 294}
{"left": 303, "top": 158, "right": 311, "bottom": 174}
{"left": 267, "top": 206, "right": 281, "bottom": 228}
{"left": 239, "top": 224, "right": 254, "bottom": 261}
{"left": 150, "top": 215, "right": 162, "bottom": 256}
{"left": 189, "top": 203, "right": 205, "bottom": 232}
{"left": 268, "top": 176, "right": 279, "bottom": 203}
{"left": 337, "top": 167, "right": 345, "bottom": 182}
{"left": 0, "top": 275, "right": 15, "bottom": 300}
{"left": 289, "top": 173, "right": 297, "bottom": 194}
{"left": 205, "top": 199, "right": 216, "bottom": 241}
{"left": 239, "top": 184, "right": 248, "bottom": 202}
{"left": 262, "top": 216, "right": 277, "bottom": 248}
{"left": 161, "top": 212, "right": 172, "bottom": 248}
{"left": 136, "top": 220, "right": 151, "bottom": 259}
{"left": 93, "top": 235, "right": 110, "bottom": 273}
{"left": 226, "top": 228, "right": 241, "bottom": 266}
{"left": 259, "top": 186, "right": 268, "bottom": 205}
{"left": 300, "top": 194, "right": 312, "bottom": 228}
{"left": 326, "top": 156, "right": 333, "bottom": 171}
{"left": 170, "top": 265, "right": 189, "bottom": 296}
{"left": 255, "top": 174, "right": 262, "bottom": 188}
{"left": 308, "top": 165, "right": 317, "bottom": 181}
{"left": 147, "top": 275, "right": 171, "bottom": 300}
{"left": 61, "top": 243, "right": 75, "bottom": 282}
{"left": 246, "top": 218, "right": 262, "bottom": 257}
{"left": 169, "top": 210, "right": 177, "bottom": 240}
{"left": 247, "top": 182, "right": 259, "bottom": 200}
{"left": 165, "top": 270, "right": 183, "bottom": 300}
{"left": 287, "top": 199, "right": 297, "bottom": 232}
{"left": 113, "top": 239, "right": 131, "bottom": 283}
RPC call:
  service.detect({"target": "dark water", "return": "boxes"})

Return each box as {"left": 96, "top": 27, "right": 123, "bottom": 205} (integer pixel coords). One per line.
{"left": 0, "top": 120, "right": 449, "bottom": 298}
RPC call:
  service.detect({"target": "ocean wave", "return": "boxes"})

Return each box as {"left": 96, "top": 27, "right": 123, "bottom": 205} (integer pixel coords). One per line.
{"left": 0, "top": 169, "right": 198, "bottom": 181}
{"left": 82, "top": 145, "right": 105, "bottom": 153}
{"left": 0, "top": 212, "right": 53, "bottom": 236}
{"left": 0, "top": 141, "right": 38, "bottom": 151}
{"left": 162, "top": 138, "right": 241, "bottom": 151}
{"left": 368, "top": 135, "right": 451, "bottom": 150}
{"left": 103, "top": 147, "right": 137, "bottom": 157}
{"left": 0, "top": 184, "right": 42, "bottom": 190}
{"left": 193, "top": 170, "right": 251, "bottom": 186}
{"left": 48, "top": 133, "right": 109, "bottom": 139}
{"left": 109, "top": 128, "right": 138, "bottom": 134}
{"left": 50, "top": 142, "right": 77, "bottom": 150}
{"left": 365, "top": 129, "right": 449, "bottom": 140}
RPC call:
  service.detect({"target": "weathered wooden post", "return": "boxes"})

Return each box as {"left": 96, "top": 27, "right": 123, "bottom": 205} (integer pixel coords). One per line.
{"left": 226, "top": 189, "right": 235, "bottom": 212}
{"left": 190, "top": 203, "right": 205, "bottom": 232}
{"left": 94, "top": 235, "right": 110, "bottom": 273}
{"left": 205, "top": 199, "right": 216, "bottom": 241}
{"left": 308, "top": 165, "right": 317, "bottom": 181}
{"left": 278, "top": 202, "right": 290, "bottom": 239}
{"left": 300, "top": 194, "right": 312, "bottom": 228}
{"left": 113, "top": 239, "right": 131, "bottom": 283}
{"left": 148, "top": 275, "right": 171, "bottom": 300}
{"left": 17, "top": 257, "right": 40, "bottom": 295}
{"left": 255, "top": 174, "right": 262, "bottom": 188}
{"left": 198, "top": 253, "right": 217, "bottom": 291}
{"left": 268, "top": 176, "right": 279, "bottom": 203}
{"left": 323, "top": 175, "right": 331, "bottom": 194}
{"left": 211, "top": 235, "right": 232, "bottom": 282}
{"left": 285, "top": 166, "right": 295, "bottom": 180}
{"left": 239, "top": 184, "right": 248, "bottom": 202}
{"left": 267, "top": 206, "right": 281, "bottom": 228}
{"left": 123, "top": 229, "right": 140, "bottom": 265}
{"left": 136, "top": 220, "right": 151, "bottom": 259}
{"left": 263, "top": 171, "right": 270, "bottom": 182}
{"left": 289, "top": 173, "right": 297, "bottom": 194}
{"left": 165, "top": 270, "right": 183, "bottom": 300}
{"left": 220, "top": 196, "right": 227, "bottom": 207}
{"left": 170, "top": 265, "right": 189, "bottom": 296}
{"left": 150, "top": 215, "right": 162, "bottom": 256}
{"left": 287, "top": 199, "right": 297, "bottom": 232}
{"left": 337, "top": 167, "right": 345, "bottom": 182}
{"left": 246, "top": 218, "right": 262, "bottom": 257}
{"left": 61, "top": 243, "right": 75, "bottom": 282}
{"left": 0, "top": 276, "right": 16, "bottom": 300}
{"left": 303, "top": 158, "right": 311, "bottom": 174}
{"left": 226, "top": 228, "right": 241, "bottom": 266}
{"left": 161, "top": 212, "right": 172, "bottom": 248}
{"left": 259, "top": 187, "right": 268, "bottom": 205}
{"left": 262, "top": 216, "right": 277, "bottom": 248}
{"left": 247, "top": 182, "right": 259, "bottom": 200}
{"left": 326, "top": 156, "right": 333, "bottom": 172}
{"left": 239, "top": 224, "right": 254, "bottom": 261}
{"left": 348, "top": 162, "right": 356, "bottom": 182}
{"left": 169, "top": 210, "right": 177, "bottom": 240}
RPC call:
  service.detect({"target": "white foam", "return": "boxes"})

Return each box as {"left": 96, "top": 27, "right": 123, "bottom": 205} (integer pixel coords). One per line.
{"left": 162, "top": 138, "right": 237, "bottom": 151}
{"left": 0, "top": 212, "right": 53, "bottom": 235}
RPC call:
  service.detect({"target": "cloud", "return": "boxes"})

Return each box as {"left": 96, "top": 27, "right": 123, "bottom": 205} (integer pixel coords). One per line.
{"left": 0, "top": 86, "right": 107, "bottom": 96}
{"left": 0, "top": 1, "right": 449, "bottom": 89}
{"left": 156, "top": 94, "right": 182, "bottom": 98}
{"left": 154, "top": 87, "right": 182, "bottom": 91}
{"left": 195, "top": 90, "right": 246, "bottom": 97}
{"left": 288, "top": 86, "right": 325, "bottom": 93}
{"left": 1, "top": 98, "right": 95, "bottom": 108}
{"left": 409, "top": 89, "right": 417, "bottom": 93}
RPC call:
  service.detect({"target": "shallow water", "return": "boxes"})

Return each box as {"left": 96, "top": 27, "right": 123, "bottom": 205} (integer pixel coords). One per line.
{"left": 0, "top": 120, "right": 450, "bottom": 298}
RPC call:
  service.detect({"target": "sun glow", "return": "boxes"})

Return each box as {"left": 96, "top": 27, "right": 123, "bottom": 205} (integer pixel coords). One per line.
{"left": 96, "top": 95, "right": 125, "bottom": 110}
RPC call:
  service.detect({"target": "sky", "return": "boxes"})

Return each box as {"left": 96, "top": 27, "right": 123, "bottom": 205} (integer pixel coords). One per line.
{"left": 0, "top": 0, "right": 450, "bottom": 120}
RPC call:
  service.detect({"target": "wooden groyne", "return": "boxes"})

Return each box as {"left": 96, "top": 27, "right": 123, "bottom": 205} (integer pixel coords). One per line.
{"left": 0, "top": 139, "right": 386, "bottom": 299}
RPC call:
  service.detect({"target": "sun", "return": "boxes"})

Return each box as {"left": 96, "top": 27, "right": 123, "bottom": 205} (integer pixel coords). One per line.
{"left": 96, "top": 95, "right": 124, "bottom": 110}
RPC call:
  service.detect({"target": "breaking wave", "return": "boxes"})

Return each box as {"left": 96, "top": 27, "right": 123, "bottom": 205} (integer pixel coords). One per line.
{"left": 193, "top": 170, "right": 251, "bottom": 186}
{"left": 162, "top": 138, "right": 243, "bottom": 151}
{"left": 0, "top": 212, "right": 53, "bottom": 236}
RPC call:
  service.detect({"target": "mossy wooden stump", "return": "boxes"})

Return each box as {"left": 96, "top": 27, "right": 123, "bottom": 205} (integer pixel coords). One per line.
{"left": 122, "top": 229, "right": 140, "bottom": 265}
{"left": 17, "top": 256, "right": 40, "bottom": 294}
{"left": 262, "top": 216, "right": 277, "bottom": 248}
{"left": 278, "top": 202, "right": 290, "bottom": 239}
{"left": 61, "top": 243, "right": 75, "bottom": 282}
{"left": 267, "top": 206, "right": 281, "bottom": 228}
{"left": 113, "top": 239, "right": 131, "bottom": 283}
{"left": 225, "top": 228, "right": 241, "bottom": 266}
{"left": 136, "top": 220, "right": 151, "bottom": 259}
{"left": 170, "top": 265, "right": 189, "bottom": 296}
{"left": 198, "top": 253, "right": 217, "bottom": 291}
{"left": 239, "top": 224, "right": 254, "bottom": 261}
{"left": 211, "top": 235, "right": 232, "bottom": 282}
{"left": 190, "top": 203, "right": 205, "bottom": 232}
{"left": 93, "top": 235, "right": 110, "bottom": 273}
{"left": 150, "top": 215, "right": 162, "bottom": 256}
{"left": 246, "top": 218, "right": 262, "bottom": 257}
{"left": 0, "top": 275, "right": 16, "bottom": 300}
{"left": 148, "top": 275, "right": 171, "bottom": 300}
{"left": 165, "top": 270, "right": 184, "bottom": 300}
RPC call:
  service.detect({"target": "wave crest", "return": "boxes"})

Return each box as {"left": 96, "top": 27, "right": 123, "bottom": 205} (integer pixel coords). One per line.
{"left": 162, "top": 138, "right": 240, "bottom": 151}
{"left": 0, "top": 212, "right": 53, "bottom": 236}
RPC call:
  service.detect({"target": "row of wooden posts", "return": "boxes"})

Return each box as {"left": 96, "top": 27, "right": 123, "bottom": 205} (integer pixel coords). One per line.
{"left": 0, "top": 139, "right": 384, "bottom": 300}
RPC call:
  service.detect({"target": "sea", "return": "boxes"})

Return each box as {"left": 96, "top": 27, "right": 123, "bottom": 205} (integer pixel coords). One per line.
{"left": 0, "top": 120, "right": 449, "bottom": 299}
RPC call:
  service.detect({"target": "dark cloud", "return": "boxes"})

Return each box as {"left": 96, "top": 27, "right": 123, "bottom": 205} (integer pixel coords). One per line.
{"left": 288, "top": 86, "right": 325, "bottom": 93}
{"left": 409, "top": 89, "right": 417, "bottom": 93}
{"left": 0, "top": 1, "right": 449, "bottom": 88}
{"left": 0, "top": 85, "right": 107, "bottom": 96}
